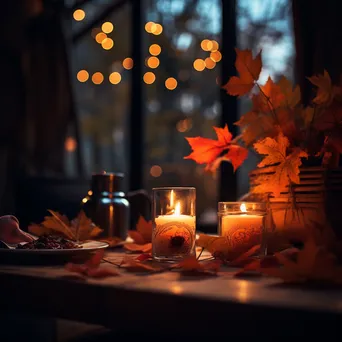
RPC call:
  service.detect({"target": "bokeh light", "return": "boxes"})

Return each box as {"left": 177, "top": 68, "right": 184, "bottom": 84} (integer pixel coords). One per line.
{"left": 176, "top": 119, "right": 192, "bottom": 133}
{"left": 95, "top": 32, "right": 107, "bottom": 43}
{"left": 73, "top": 9, "right": 85, "bottom": 21}
{"left": 165, "top": 77, "right": 177, "bottom": 90}
{"left": 101, "top": 38, "right": 114, "bottom": 50}
{"left": 193, "top": 59, "right": 205, "bottom": 71}
{"left": 149, "top": 44, "right": 161, "bottom": 56}
{"left": 205, "top": 57, "right": 216, "bottom": 69}
{"left": 145, "top": 21, "right": 154, "bottom": 33}
{"left": 147, "top": 56, "right": 160, "bottom": 68}
{"left": 211, "top": 40, "right": 219, "bottom": 51}
{"left": 77, "top": 70, "right": 89, "bottom": 82}
{"left": 65, "top": 137, "right": 77, "bottom": 152}
{"left": 150, "top": 165, "right": 162, "bottom": 177}
{"left": 92, "top": 72, "right": 104, "bottom": 85}
{"left": 201, "top": 39, "right": 213, "bottom": 51}
{"left": 101, "top": 22, "right": 114, "bottom": 34}
{"left": 151, "top": 23, "right": 163, "bottom": 35}
{"left": 123, "top": 57, "right": 133, "bottom": 70}
{"left": 143, "top": 72, "right": 156, "bottom": 84}
{"left": 210, "top": 51, "right": 222, "bottom": 62}
{"left": 109, "top": 72, "right": 121, "bottom": 84}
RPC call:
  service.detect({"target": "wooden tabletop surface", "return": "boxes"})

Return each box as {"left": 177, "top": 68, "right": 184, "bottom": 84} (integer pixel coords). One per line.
{"left": 0, "top": 249, "right": 341, "bottom": 337}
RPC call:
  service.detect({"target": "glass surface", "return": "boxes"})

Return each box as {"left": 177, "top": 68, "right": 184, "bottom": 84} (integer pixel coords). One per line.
{"left": 67, "top": 1, "right": 131, "bottom": 178}
{"left": 143, "top": 0, "right": 222, "bottom": 227}
{"left": 218, "top": 201, "right": 267, "bottom": 258}
{"left": 152, "top": 187, "right": 196, "bottom": 261}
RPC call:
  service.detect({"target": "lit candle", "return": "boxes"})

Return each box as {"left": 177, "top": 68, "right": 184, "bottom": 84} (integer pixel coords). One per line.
{"left": 153, "top": 200, "right": 196, "bottom": 259}
{"left": 220, "top": 203, "right": 264, "bottom": 252}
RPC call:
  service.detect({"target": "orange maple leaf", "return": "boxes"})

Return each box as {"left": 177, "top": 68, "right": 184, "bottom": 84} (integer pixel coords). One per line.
{"left": 120, "top": 256, "right": 163, "bottom": 273}
{"left": 252, "top": 132, "right": 308, "bottom": 196}
{"left": 308, "top": 70, "right": 333, "bottom": 105}
{"left": 172, "top": 256, "right": 221, "bottom": 275}
{"left": 255, "top": 77, "right": 285, "bottom": 112}
{"left": 127, "top": 216, "right": 152, "bottom": 244}
{"left": 223, "top": 48, "right": 262, "bottom": 96}
{"left": 184, "top": 125, "right": 248, "bottom": 172}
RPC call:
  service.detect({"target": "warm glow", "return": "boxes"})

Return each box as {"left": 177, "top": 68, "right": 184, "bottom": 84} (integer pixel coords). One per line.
{"left": 165, "top": 77, "right": 177, "bottom": 90}
{"left": 176, "top": 119, "right": 192, "bottom": 132}
{"left": 211, "top": 40, "right": 219, "bottom": 51}
{"left": 145, "top": 21, "right": 154, "bottom": 33}
{"left": 109, "top": 72, "right": 121, "bottom": 84}
{"left": 143, "top": 72, "right": 156, "bottom": 84}
{"left": 95, "top": 32, "right": 107, "bottom": 43}
{"left": 150, "top": 165, "right": 162, "bottom": 177}
{"left": 205, "top": 57, "right": 216, "bottom": 69}
{"left": 200, "top": 39, "right": 213, "bottom": 51}
{"left": 210, "top": 50, "right": 222, "bottom": 62}
{"left": 77, "top": 70, "right": 89, "bottom": 82}
{"left": 170, "top": 285, "right": 183, "bottom": 294}
{"left": 149, "top": 44, "right": 161, "bottom": 56}
{"left": 92, "top": 72, "right": 104, "bottom": 85}
{"left": 193, "top": 59, "right": 205, "bottom": 71}
{"left": 65, "top": 137, "right": 77, "bottom": 152}
{"left": 240, "top": 203, "right": 247, "bottom": 213}
{"left": 147, "top": 56, "right": 160, "bottom": 68}
{"left": 73, "top": 9, "right": 85, "bottom": 21}
{"left": 174, "top": 202, "right": 181, "bottom": 215}
{"left": 101, "top": 38, "right": 114, "bottom": 50}
{"left": 88, "top": 190, "right": 93, "bottom": 196}
{"left": 151, "top": 23, "right": 163, "bottom": 35}
{"left": 82, "top": 197, "right": 88, "bottom": 203}
{"left": 170, "top": 190, "right": 174, "bottom": 207}
{"left": 101, "top": 22, "right": 114, "bottom": 34}
{"left": 123, "top": 57, "right": 133, "bottom": 70}
{"left": 237, "top": 280, "right": 249, "bottom": 303}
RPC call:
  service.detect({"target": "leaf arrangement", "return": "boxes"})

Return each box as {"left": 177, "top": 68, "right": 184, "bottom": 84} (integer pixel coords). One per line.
{"left": 185, "top": 48, "right": 342, "bottom": 196}
{"left": 124, "top": 216, "right": 152, "bottom": 253}
{"left": 28, "top": 210, "right": 103, "bottom": 242}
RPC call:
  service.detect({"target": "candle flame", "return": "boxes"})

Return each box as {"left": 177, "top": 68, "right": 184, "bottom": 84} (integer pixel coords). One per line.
{"left": 240, "top": 203, "right": 247, "bottom": 213}
{"left": 170, "top": 190, "right": 174, "bottom": 208}
{"left": 174, "top": 201, "right": 181, "bottom": 215}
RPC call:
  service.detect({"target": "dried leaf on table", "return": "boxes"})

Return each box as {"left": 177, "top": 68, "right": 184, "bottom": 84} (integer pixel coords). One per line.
{"left": 228, "top": 245, "right": 261, "bottom": 267}
{"left": 120, "top": 256, "right": 163, "bottom": 273}
{"left": 222, "top": 48, "right": 262, "bottom": 96}
{"left": 184, "top": 125, "right": 248, "bottom": 174}
{"left": 124, "top": 243, "right": 152, "bottom": 253}
{"left": 98, "top": 237, "right": 123, "bottom": 248}
{"left": 65, "top": 250, "right": 119, "bottom": 278}
{"left": 28, "top": 210, "right": 102, "bottom": 242}
{"left": 172, "top": 256, "right": 221, "bottom": 276}
{"left": 135, "top": 253, "right": 152, "bottom": 261}
{"left": 127, "top": 216, "right": 152, "bottom": 244}
{"left": 252, "top": 132, "right": 308, "bottom": 196}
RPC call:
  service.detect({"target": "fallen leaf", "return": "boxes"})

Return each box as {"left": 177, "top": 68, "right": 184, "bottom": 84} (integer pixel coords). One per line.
{"left": 223, "top": 49, "right": 262, "bottom": 96}
{"left": 172, "top": 256, "right": 221, "bottom": 275}
{"left": 184, "top": 124, "right": 248, "bottom": 172}
{"left": 120, "top": 257, "right": 163, "bottom": 273}
{"left": 98, "top": 237, "right": 123, "bottom": 248}
{"left": 124, "top": 243, "right": 152, "bottom": 253}
{"left": 135, "top": 253, "right": 152, "bottom": 261}
{"left": 65, "top": 250, "right": 119, "bottom": 278}
{"left": 229, "top": 245, "right": 261, "bottom": 267}
{"left": 127, "top": 216, "right": 152, "bottom": 244}
{"left": 253, "top": 132, "right": 308, "bottom": 196}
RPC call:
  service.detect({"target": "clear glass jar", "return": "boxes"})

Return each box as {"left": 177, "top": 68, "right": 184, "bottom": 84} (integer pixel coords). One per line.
{"left": 152, "top": 187, "right": 196, "bottom": 261}
{"left": 218, "top": 202, "right": 267, "bottom": 258}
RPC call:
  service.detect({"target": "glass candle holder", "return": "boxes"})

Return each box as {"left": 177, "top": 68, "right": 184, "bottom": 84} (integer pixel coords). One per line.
{"left": 152, "top": 187, "right": 196, "bottom": 261}
{"left": 218, "top": 202, "right": 267, "bottom": 259}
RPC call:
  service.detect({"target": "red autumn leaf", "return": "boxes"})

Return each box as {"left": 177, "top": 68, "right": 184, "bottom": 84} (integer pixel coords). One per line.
{"left": 124, "top": 242, "right": 152, "bottom": 253}
{"left": 256, "top": 77, "right": 285, "bottom": 111}
{"left": 223, "top": 48, "right": 262, "bottom": 96}
{"left": 172, "top": 256, "right": 221, "bottom": 275}
{"left": 229, "top": 245, "right": 261, "bottom": 267}
{"left": 65, "top": 249, "right": 119, "bottom": 278}
{"left": 127, "top": 216, "right": 152, "bottom": 244}
{"left": 184, "top": 125, "right": 248, "bottom": 172}
{"left": 120, "top": 256, "right": 163, "bottom": 273}
{"left": 308, "top": 70, "right": 333, "bottom": 105}
{"left": 135, "top": 253, "right": 152, "bottom": 261}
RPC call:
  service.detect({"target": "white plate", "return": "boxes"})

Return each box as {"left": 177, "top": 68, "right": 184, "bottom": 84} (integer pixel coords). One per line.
{"left": 0, "top": 240, "right": 109, "bottom": 255}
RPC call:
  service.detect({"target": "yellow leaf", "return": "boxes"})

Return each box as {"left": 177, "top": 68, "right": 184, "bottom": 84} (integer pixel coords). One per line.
{"left": 308, "top": 70, "right": 332, "bottom": 105}
{"left": 44, "top": 210, "right": 75, "bottom": 240}
{"left": 223, "top": 49, "right": 262, "bottom": 96}
{"left": 71, "top": 210, "right": 103, "bottom": 241}
{"left": 253, "top": 133, "right": 308, "bottom": 196}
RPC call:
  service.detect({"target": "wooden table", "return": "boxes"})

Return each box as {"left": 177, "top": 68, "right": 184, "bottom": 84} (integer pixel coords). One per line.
{"left": 0, "top": 250, "right": 342, "bottom": 339}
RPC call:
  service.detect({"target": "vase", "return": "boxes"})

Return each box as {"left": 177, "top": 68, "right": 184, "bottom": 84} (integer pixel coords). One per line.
{"left": 246, "top": 166, "right": 342, "bottom": 242}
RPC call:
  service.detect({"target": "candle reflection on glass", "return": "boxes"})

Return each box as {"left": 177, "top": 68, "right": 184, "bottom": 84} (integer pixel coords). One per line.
{"left": 152, "top": 187, "right": 196, "bottom": 261}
